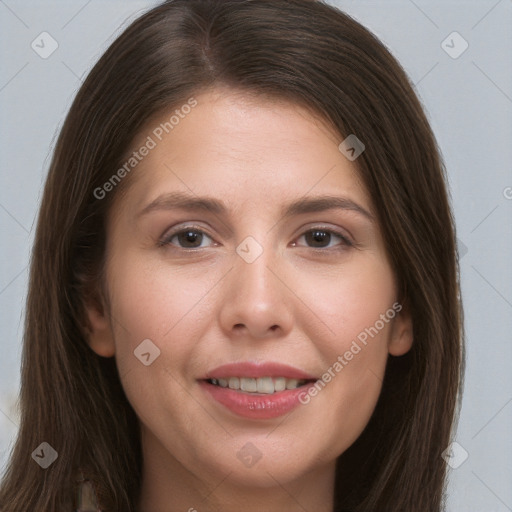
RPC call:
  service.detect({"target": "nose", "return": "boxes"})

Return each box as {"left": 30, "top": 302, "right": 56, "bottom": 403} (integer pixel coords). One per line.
{"left": 218, "top": 244, "right": 294, "bottom": 341}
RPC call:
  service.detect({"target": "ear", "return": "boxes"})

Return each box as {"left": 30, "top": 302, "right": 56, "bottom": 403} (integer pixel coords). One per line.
{"left": 387, "top": 303, "right": 413, "bottom": 356}
{"left": 84, "top": 296, "right": 116, "bottom": 358}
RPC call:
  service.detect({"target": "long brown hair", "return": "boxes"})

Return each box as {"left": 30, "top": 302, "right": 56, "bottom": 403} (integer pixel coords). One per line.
{"left": 0, "top": 1, "right": 464, "bottom": 510}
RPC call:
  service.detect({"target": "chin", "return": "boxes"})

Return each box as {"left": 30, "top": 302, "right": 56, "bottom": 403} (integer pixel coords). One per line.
{"left": 199, "top": 440, "right": 326, "bottom": 489}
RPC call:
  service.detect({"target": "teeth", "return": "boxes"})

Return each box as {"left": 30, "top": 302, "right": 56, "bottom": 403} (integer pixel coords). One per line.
{"left": 274, "top": 377, "right": 286, "bottom": 392}
{"left": 228, "top": 377, "right": 240, "bottom": 390}
{"left": 209, "top": 376, "right": 308, "bottom": 394}
{"left": 285, "top": 379, "right": 299, "bottom": 390}
{"left": 257, "top": 377, "right": 273, "bottom": 394}
{"left": 240, "top": 378, "right": 257, "bottom": 392}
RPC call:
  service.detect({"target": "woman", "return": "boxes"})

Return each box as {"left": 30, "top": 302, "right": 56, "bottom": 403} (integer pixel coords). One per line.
{"left": 0, "top": 0, "right": 464, "bottom": 510}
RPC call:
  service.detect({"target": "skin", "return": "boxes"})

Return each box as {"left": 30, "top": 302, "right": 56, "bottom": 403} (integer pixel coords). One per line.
{"left": 86, "top": 87, "right": 413, "bottom": 512}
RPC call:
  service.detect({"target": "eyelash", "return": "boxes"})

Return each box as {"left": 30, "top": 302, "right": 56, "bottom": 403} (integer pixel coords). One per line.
{"left": 158, "top": 224, "right": 354, "bottom": 252}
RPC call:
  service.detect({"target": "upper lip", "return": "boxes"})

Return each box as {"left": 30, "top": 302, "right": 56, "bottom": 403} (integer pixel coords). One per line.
{"left": 204, "top": 362, "right": 318, "bottom": 380}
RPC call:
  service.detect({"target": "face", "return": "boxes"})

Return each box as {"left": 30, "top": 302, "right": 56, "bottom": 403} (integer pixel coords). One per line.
{"left": 87, "top": 87, "right": 412, "bottom": 493}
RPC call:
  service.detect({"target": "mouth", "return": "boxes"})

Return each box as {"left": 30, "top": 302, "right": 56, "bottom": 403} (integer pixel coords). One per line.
{"left": 205, "top": 376, "right": 315, "bottom": 394}
{"left": 200, "top": 362, "right": 319, "bottom": 419}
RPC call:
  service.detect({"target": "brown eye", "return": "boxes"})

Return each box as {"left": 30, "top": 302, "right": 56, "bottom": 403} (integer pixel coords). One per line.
{"left": 160, "top": 227, "right": 214, "bottom": 249}
{"left": 305, "top": 230, "right": 332, "bottom": 248}
{"left": 175, "top": 230, "right": 204, "bottom": 248}
{"left": 297, "top": 228, "right": 352, "bottom": 249}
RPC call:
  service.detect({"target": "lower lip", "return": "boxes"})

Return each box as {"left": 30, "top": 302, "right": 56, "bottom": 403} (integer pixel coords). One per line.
{"left": 199, "top": 381, "right": 313, "bottom": 420}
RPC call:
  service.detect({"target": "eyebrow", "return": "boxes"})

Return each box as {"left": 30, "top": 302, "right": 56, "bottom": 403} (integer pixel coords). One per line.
{"left": 138, "top": 191, "right": 373, "bottom": 222}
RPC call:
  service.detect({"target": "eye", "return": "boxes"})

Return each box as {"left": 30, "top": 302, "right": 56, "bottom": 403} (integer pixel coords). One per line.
{"left": 293, "top": 228, "right": 353, "bottom": 249}
{"left": 159, "top": 226, "right": 215, "bottom": 249}
{"left": 159, "top": 225, "right": 353, "bottom": 251}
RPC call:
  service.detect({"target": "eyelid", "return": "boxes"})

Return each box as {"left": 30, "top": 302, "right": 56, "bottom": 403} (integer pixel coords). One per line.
{"left": 309, "top": 223, "right": 354, "bottom": 242}
{"left": 159, "top": 223, "right": 354, "bottom": 250}
{"left": 159, "top": 223, "right": 216, "bottom": 247}
{"left": 293, "top": 224, "right": 354, "bottom": 248}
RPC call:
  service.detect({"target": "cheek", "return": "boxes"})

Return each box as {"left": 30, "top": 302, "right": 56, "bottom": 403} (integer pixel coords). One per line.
{"left": 105, "top": 240, "right": 398, "bottom": 470}
{"left": 295, "top": 253, "right": 397, "bottom": 353}
{"left": 108, "top": 250, "right": 218, "bottom": 344}
{"left": 293, "top": 256, "right": 396, "bottom": 457}
{"left": 105, "top": 253, "right": 217, "bottom": 400}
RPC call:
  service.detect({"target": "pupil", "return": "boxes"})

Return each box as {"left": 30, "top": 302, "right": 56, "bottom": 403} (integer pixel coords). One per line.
{"left": 306, "top": 230, "right": 330, "bottom": 247}
{"left": 176, "top": 230, "right": 332, "bottom": 248}
{"left": 179, "top": 230, "right": 202, "bottom": 247}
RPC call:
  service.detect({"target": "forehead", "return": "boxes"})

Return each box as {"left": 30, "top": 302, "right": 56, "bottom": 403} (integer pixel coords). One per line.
{"left": 111, "top": 87, "right": 372, "bottom": 218}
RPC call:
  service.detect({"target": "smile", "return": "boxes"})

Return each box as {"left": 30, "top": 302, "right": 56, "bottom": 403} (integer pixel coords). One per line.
{"left": 207, "top": 376, "right": 311, "bottom": 394}
{"left": 201, "top": 362, "right": 318, "bottom": 419}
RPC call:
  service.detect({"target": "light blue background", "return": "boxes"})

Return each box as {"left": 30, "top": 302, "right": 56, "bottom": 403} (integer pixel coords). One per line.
{"left": 1, "top": 1, "right": 511, "bottom": 510}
